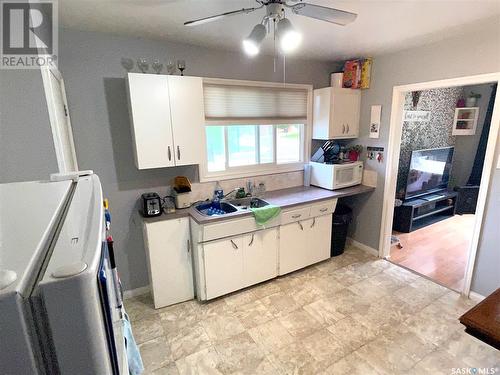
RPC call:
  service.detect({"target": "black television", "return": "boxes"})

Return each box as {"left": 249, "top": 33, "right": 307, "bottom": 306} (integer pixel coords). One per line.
{"left": 405, "top": 146, "right": 454, "bottom": 199}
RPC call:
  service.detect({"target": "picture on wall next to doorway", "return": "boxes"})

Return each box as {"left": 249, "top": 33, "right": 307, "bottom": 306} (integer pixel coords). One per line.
{"left": 369, "top": 105, "right": 381, "bottom": 138}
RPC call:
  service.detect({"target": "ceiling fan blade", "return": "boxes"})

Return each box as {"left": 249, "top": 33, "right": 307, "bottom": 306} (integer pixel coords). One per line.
{"left": 291, "top": 3, "right": 357, "bottom": 26}
{"left": 184, "top": 7, "right": 260, "bottom": 27}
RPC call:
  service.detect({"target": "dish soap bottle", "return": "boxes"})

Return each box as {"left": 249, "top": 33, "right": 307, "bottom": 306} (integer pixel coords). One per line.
{"left": 213, "top": 181, "right": 223, "bottom": 208}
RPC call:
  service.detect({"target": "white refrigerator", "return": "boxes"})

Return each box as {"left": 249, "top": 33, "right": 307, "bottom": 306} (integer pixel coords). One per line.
{"left": 0, "top": 173, "right": 133, "bottom": 374}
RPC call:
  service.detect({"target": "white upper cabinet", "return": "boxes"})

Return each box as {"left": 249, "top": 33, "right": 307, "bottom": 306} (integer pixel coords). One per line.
{"left": 127, "top": 73, "right": 174, "bottom": 169}
{"left": 168, "top": 76, "right": 205, "bottom": 166}
{"left": 127, "top": 73, "right": 205, "bottom": 169}
{"left": 313, "top": 87, "right": 361, "bottom": 140}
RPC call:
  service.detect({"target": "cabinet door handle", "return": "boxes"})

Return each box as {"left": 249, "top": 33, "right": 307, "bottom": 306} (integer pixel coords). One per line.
{"left": 320, "top": 208, "right": 328, "bottom": 212}
{"left": 347, "top": 124, "right": 350, "bottom": 133}
{"left": 187, "top": 239, "right": 190, "bottom": 253}
{"left": 291, "top": 214, "right": 301, "bottom": 219}
{"left": 177, "top": 145, "right": 181, "bottom": 160}
{"left": 310, "top": 217, "right": 316, "bottom": 228}
{"left": 168, "top": 146, "right": 172, "bottom": 161}
{"left": 230, "top": 239, "right": 238, "bottom": 249}
{"left": 298, "top": 221, "right": 304, "bottom": 231}
{"left": 342, "top": 124, "right": 346, "bottom": 133}
{"left": 248, "top": 234, "right": 254, "bottom": 247}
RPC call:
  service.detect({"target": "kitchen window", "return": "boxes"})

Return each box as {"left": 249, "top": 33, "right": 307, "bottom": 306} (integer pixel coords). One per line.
{"left": 202, "top": 79, "right": 311, "bottom": 180}
{"left": 206, "top": 124, "right": 304, "bottom": 173}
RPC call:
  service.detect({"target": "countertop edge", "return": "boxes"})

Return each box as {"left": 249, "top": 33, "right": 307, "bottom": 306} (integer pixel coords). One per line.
{"left": 143, "top": 184, "right": 375, "bottom": 225}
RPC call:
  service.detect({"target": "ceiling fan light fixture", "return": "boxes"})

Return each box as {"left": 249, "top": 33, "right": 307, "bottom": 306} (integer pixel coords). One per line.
{"left": 277, "top": 18, "right": 302, "bottom": 54}
{"left": 242, "top": 23, "right": 266, "bottom": 57}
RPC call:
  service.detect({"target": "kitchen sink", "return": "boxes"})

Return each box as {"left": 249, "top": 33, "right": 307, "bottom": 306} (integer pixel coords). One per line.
{"left": 228, "top": 197, "right": 270, "bottom": 209}
{"left": 195, "top": 197, "right": 270, "bottom": 216}
{"left": 195, "top": 202, "right": 238, "bottom": 216}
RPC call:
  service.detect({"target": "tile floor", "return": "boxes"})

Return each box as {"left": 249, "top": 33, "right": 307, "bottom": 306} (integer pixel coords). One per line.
{"left": 126, "top": 246, "right": 499, "bottom": 375}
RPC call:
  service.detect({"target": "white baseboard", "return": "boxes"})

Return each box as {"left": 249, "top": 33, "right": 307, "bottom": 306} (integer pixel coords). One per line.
{"left": 469, "top": 291, "right": 485, "bottom": 302}
{"left": 347, "top": 237, "right": 379, "bottom": 257}
{"left": 123, "top": 285, "right": 150, "bottom": 300}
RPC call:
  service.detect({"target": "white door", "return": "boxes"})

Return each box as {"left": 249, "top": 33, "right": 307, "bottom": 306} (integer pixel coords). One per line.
{"left": 167, "top": 76, "right": 205, "bottom": 166}
{"left": 143, "top": 218, "right": 194, "bottom": 308}
{"left": 127, "top": 73, "right": 175, "bottom": 169}
{"left": 243, "top": 228, "right": 278, "bottom": 287}
{"left": 307, "top": 215, "right": 333, "bottom": 265}
{"left": 203, "top": 236, "right": 244, "bottom": 299}
{"left": 278, "top": 221, "right": 307, "bottom": 275}
{"left": 41, "top": 67, "right": 78, "bottom": 172}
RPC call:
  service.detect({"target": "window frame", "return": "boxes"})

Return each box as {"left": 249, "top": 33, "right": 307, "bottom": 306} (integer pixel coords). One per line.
{"left": 200, "top": 78, "right": 313, "bottom": 182}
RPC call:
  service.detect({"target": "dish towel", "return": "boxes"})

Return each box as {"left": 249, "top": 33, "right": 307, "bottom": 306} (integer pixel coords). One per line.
{"left": 251, "top": 205, "right": 281, "bottom": 226}
{"left": 123, "top": 312, "right": 144, "bottom": 375}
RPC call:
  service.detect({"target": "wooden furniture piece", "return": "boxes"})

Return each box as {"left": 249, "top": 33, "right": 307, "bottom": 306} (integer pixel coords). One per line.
{"left": 127, "top": 73, "right": 205, "bottom": 169}
{"left": 459, "top": 288, "right": 500, "bottom": 350}
{"left": 143, "top": 217, "right": 194, "bottom": 308}
{"left": 393, "top": 190, "right": 457, "bottom": 233}
{"left": 313, "top": 87, "right": 361, "bottom": 139}
{"left": 452, "top": 107, "right": 479, "bottom": 136}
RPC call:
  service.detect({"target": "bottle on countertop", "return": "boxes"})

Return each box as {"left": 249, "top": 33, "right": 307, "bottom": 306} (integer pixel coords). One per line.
{"left": 213, "top": 181, "right": 224, "bottom": 208}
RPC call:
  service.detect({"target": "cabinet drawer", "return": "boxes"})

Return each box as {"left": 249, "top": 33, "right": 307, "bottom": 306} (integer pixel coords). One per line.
{"left": 310, "top": 199, "right": 337, "bottom": 217}
{"left": 280, "top": 206, "right": 311, "bottom": 225}
{"left": 202, "top": 215, "right": 280, "bottom": 242}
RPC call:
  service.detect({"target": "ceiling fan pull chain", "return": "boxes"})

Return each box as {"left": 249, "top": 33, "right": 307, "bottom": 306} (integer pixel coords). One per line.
{"left": 273, "top": 18, "right": 277, "bottom": 73}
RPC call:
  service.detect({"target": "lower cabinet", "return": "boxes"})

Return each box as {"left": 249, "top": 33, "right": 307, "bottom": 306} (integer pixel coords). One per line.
{"left": 203, "top": 236, "right": 245, "bottom": 300}
{"left": 243, "top": 229, "right": 278, "bottom": 287}
{"left": 143, "top": 217, "right": 194, "bottom": 308}
{"left": 307, "top": 214, "right": 333, "bottom": 265}
{"left": 203, "top": 228, "right": 278, "bottom": 300}
{"left": 279, "top": 214, "right": 333, "bottom": 276}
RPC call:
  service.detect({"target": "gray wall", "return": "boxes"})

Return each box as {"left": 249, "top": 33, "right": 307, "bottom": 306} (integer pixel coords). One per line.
{"left": 346, "top": 17, "right": 500, "bottom": 296}
{"left": 0, "top": 70, "right": 58, "bottom": 183}
{"left": 453, "top": 84, "right": 494, "bottom": 187}
{"left": 57, "top": 28, "right": 337, "bottom": 291}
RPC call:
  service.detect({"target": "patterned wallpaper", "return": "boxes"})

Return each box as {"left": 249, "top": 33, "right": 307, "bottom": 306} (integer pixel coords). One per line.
{"left": 396, "top": 87, "right": 464, "bottom": 198}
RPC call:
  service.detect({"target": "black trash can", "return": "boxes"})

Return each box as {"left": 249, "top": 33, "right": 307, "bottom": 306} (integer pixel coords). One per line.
{"left": 331, "top": 204, "right": 353, "bottom": 257}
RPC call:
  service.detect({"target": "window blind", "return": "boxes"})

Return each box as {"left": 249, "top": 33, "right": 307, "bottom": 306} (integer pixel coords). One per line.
{"left": 203, "top": 83, "right": 308, "bottom": 121}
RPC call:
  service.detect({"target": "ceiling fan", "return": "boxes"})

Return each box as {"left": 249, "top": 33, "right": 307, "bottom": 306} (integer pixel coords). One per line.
{"left": 184, "top": 0, "right": 357, "bottom": 56}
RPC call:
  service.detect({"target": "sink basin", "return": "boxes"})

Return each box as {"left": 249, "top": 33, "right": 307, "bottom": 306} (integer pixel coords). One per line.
{"left": 195, "top": 202, "right": 238, "bottom": 216}
{"left": 228, "top": 197, "right": 270, "bottom": 209}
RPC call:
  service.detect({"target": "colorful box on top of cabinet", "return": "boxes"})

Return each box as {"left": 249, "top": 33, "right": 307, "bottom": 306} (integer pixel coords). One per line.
{"left": 342, "top": 58, "right": 372, "bottom": 89}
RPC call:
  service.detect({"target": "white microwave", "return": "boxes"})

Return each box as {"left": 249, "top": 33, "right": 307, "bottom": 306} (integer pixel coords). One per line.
{"left": 310, "top": 161, "right": 363, "bottom": 190}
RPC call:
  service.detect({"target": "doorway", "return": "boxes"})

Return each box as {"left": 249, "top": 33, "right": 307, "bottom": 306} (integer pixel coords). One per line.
{"left": 379, "top": 73, "right": 500, "bottom": 296}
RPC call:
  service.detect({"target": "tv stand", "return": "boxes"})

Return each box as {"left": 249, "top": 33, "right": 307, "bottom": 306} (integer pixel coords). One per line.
{"left": 393, "top": 190, "right": 457, "bottom": 233}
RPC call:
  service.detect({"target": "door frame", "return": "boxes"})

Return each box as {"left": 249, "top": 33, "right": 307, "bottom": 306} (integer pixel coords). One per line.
{"left": 378, "top": 72, "right": 500, "bottom": 296}
{"left": 40, "top": 66, "right": 79, "bottom": 172}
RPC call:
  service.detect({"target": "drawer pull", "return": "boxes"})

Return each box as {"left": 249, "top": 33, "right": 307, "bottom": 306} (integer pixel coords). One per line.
{"left": 320, "top": 208, "right": 328, "bottom": 212}
{"left": 167, "top": 146, "right": 172, "bottom": 161}
{"left": 177, "top": 145, "right": 181, "bottom": 160}
{"left": 310, "top": 217, "right": 316, "bottom": 228}
{"left": 248, "top": 234, "right": 254, "bottom": 247}
{"left": 230, "top": 239, "right": 238, "bottom": 249}
{"left": 298, "top": 221, "right": 304, "bottom": 231}
{"left": 291, "top": 214, "right": 302, "bottom": 219}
